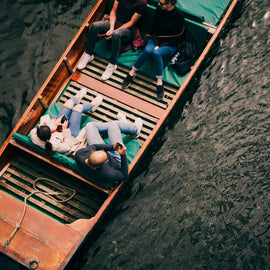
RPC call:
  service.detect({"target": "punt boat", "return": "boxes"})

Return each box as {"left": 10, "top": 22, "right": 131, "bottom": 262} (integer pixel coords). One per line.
{"left": 0, "top": 0, "right": 238, "bottom": 269}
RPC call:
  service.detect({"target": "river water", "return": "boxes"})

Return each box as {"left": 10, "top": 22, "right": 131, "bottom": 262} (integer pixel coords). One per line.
{"left": 0, "top": 0, "right": 269, "bottom": 269}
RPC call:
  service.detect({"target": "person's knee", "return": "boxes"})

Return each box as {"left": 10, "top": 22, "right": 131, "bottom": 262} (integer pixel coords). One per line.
{"left": 64, "top": 99, "right": 74, "bottom": 109}
{"left": 111, "top": 31, "right": 121, "bottom": 42}
{"left": 73, "top": 104, "right": 83, "bottom": 112}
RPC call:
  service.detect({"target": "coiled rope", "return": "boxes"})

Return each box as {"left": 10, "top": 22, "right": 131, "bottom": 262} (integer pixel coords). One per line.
{"left": 4, "top": 177, "right": 76, "bottom": 249}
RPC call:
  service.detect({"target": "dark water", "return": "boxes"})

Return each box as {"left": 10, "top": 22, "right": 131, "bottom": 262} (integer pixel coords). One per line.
{"left": 1, "top": 0, "right": 269, "bottom": 269}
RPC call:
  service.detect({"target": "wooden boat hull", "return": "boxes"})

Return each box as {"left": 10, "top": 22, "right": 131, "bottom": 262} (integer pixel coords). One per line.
{"left": 0, "top": 0, "right": 238, "bottom": 268}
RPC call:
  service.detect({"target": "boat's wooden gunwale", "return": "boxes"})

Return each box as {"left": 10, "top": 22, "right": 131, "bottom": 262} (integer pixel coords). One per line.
{"left": 0, "top": 0, "right": 239, "bottom": 269}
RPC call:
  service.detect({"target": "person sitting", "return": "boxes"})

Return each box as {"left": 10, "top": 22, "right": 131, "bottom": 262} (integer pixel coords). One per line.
{"left": 122, "top": 0, "right": 185, "bottom": 100}
{"left": 30, "top": 88, "right": 102, "bottom": 156}
{"left": 75, "top": 112, "right": 143, "bottom": 184}
{"left": 77, "top": 0, "right": 147, "bottom": 81}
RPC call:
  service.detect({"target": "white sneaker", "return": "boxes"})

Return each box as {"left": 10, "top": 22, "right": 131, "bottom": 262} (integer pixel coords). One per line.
{"left": 101, "top": 63, "right": 117, "bottom": 81}
{"left": 91, "top": 94, "right": 103, "bottom": 112}
{"left": 133, "top": 118, "right": 143, "bottom": 138}
{"left": 77, "top": 53, "right": 94, "bottom": 70}
{"left": 117, "top": 112, "right": 127, "bottom": 122}
{"left": 76, "top": 87, "right": 87, "bottom": 103}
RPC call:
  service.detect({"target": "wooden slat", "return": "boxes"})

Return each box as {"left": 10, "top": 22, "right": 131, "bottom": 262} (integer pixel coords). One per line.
{"left": 68, "top": 82, "right": 159, "bottom": 125}
{"left": 93, "top": 55, "right": 179, "bottom": 93}
{"left": 14, "top": 156, "right": 106, "bottom": 203}
{"left": 12, "top": 160, "right": 101, "bottom": 211}
{"left": 82, "top": 67, "right": 172, "bottom": 107}
{"left": 72, "top": 71, "right": 165, "bottom": 119}
{"left": 9, "top": 139, "right": 112, "bottom": 195}
{"left": 0, "top": 180, "right": 72, "bottom": 223}
{"left": 2, "top": 172, "right": 83, "bottom": 219}
{"left": 7, "top": 167, "right": 97, "bottom": 216}
{"left": 61, "top": 93, "right": 153, "bottom": 138}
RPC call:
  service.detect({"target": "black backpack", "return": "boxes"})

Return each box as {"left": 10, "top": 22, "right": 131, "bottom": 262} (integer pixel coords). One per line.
{"left": 170, "top": 40, "right": 202, "bottom": 76}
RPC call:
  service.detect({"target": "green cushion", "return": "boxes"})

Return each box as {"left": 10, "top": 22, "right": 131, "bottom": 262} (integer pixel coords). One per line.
{"left": 12, "top": 102, "right": 141, "bottom": 188}
{"left": 149, "top": 0, "right": 232, "bottom": 26}
{"left": 93, "top": 15, "right": 208, "bottom": 88}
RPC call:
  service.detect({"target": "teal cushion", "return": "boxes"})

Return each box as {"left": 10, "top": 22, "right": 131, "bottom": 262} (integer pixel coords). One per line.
{"left": 12, "top": 102, "right": 141, "bottom": 188}
{"left": 93, "top": 18, "right": 208, "bottom": 88}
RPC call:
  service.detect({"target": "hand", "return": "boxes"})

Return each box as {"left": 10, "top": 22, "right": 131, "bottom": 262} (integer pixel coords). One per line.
{"left": 113, "top": 142, "right": 126, "bottom": 155}
{"left": 61, "top": 120, "right": 69, "bottom": 130}
{"left": 154, "top": 46, "right": 159, "bottom": 51}
{"left": 105, "top": 29, "right": 114, "bottom": 39}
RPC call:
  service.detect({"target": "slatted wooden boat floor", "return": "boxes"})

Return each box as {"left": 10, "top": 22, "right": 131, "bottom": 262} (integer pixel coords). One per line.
{"left": 58, "top": 55, "right": 179, "bottom": 144}
{"left": 0, "top": 151, "right": 107, "bottom": 224}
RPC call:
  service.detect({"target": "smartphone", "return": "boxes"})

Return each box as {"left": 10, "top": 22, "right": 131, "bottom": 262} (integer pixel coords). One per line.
{"left": 61, "top": 115, "right": 68, "bottom": 124}
{"left": 117, "top": 142, "right": 123, "bottom": 149}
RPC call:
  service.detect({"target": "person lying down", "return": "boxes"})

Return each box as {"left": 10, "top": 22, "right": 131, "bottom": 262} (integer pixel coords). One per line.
{"left": 30, "top": 88, "right": 102, "bottom": 156}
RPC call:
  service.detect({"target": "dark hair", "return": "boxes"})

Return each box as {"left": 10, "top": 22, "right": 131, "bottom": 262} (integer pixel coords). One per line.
{"left": 37, "top": 125, "right": 52, "bottom": 157}
{"left": 166, "top": 0, "right": 177, "bottom": 5}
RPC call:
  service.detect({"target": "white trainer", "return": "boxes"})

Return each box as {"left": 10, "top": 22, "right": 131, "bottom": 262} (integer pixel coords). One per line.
{"left": 76, "top": 87, "right": 87, "bottom": 103}
{"left": 133, "top": 118, "right": 143, "bottom": 138}
{"left": 77, "top": 53, "right": 94, "bottom": 70}
{"left": 117, "top": 112, "right": 127, "bottom": 122}
{"left": 101, "top": 63, "right": 117, "bottom": 81}
{"left": 91, "top": 94, "right": 103, "bottom": 112}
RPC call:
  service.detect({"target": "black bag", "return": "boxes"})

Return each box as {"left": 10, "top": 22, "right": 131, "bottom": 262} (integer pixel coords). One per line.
{"left": 170, "top": 40, "right": 201, "bottom": 76}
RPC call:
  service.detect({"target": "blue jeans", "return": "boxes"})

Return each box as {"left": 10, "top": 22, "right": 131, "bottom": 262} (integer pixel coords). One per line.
{"left": 86, "top": 121, "right": 139, "bottom": 163}
{"left": 85, "top": 20, "right": 133, "bottom": 65}
{"left": 133, "top": 39, "right": 176, "bottom": 78}
{"left": 57, "top": 96, "right": 92, "bottom": 138}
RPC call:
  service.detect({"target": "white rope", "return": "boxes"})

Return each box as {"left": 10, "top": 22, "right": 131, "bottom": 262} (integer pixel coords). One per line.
{"left": 4, "top": 178, "right": 76, "bottom": 249}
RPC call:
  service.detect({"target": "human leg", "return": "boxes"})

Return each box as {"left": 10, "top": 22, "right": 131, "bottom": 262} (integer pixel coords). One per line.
{"left": 85, "top": 122, "right": 110, "bottom": 145}
{"left": 133, "top": 39, "right": 155, "bottom": 71}
{"left": 152, "top": 45, "right": 176, "bottom": 78}
{"left": 69, "top": 94, "right": 103, "bottom": 137}
{"left": 122, "top": 39, "right": 155, "bottom": 88}
{"left": 56, "top": 88, "right": 87, "bottom": 119}
{"left": 78, "top": 21, "right": 110, "bottom": 70}
{"left": 152, "top": 45, "right": 176, "bottom": 100}
{"left": 85, "top": 20, "right": 110, "bottom": 56}
{"left": 101, "top": 28, "right": 132, "bottom": 81}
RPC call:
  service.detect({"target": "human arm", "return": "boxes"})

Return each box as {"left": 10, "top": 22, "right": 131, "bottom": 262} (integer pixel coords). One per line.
{"left": 106, "top": 0, "right": 118, "bottom": 37}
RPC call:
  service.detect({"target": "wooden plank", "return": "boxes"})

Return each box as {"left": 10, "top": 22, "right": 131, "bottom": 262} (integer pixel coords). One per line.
{"left": 2, "top": 173, "right": 83, "bottom": 219}
{"left": 93, "top": 55, "right": 179, "bottom": 93}
{"left": 61, "top": 93, "right": 153, "bottom": 136}
{"left": 9, "top": 139, "right": 112, "bottom": 195}
{"left": 72, "top": 72, "right": 165, "bottom": 119}
{"left": 68, "top": 81, "right": 158, "bottom": 124}
{"left": 6, "top": 167, "right": 97, "bottom": 216}
{"left": 82, "top": 68, "right": 171, "bottom": 107}
{"left": 13, "top": 157, "right": 106, "bottom": 203}
{"left": 0, "top": 180, "right": 72, "bottom": 223}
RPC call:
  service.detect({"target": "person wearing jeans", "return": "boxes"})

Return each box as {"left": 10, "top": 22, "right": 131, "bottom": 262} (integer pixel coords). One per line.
{"left": 75, "top": 113, "right": 142, "bottom": 185}
{"left": 30, "top": 88, "right": 102, "bottom": 156}
{"left": 77, "top": 0, "right": 147, "bottom": 81}
{"left": 122, "top": 0, "right": 185, "bottom": 100}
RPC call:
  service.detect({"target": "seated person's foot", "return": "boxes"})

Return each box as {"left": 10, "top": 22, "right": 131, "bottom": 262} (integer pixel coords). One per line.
{"left": 77, "top": 53, "right": 94, "bottom": 70}
{"left": 76, "top": 87, "right": 87, "bottom": 103}
{"left": 133, "top": 118, "right": 143, "bottom": 138}
{"left": 101, "top": 63, "right": 117, "bottom": 81}
{"left": 156, "top": 84, "right": 164, "bottom": 100}
{"left": 91, "top": 95, "right": 103, "bottom": 112}
{"left": 117, "top": 112, "right": 127, "bottom": 122}
{"left": 122, "top": 73, "right": 136, "bottom": 89}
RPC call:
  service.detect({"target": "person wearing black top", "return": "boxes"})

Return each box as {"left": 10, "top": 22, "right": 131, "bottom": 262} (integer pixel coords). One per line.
{"left": 75, "top": 113, "right": 143, "bottom": 186}
{"left": 122, "top": 0, "right": 185, "bottom": 100}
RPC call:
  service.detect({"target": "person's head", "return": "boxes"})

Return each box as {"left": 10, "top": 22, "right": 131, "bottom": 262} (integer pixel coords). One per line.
{"left": 86, "top": 150, "right": 108, "bottom": 169}
{"left": 37, "top": 124, "right": 52, "bottom": 157}
{"left": 159, "top": 0, "right": 176, "bottom": 10}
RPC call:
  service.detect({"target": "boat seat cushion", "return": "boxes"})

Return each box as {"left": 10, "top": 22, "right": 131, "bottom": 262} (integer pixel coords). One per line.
{"left": 93, "top": 6, "right": 208, "bottom": 87}
{"left": 12, "top": 102, "right": 141, "bottom": 188}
